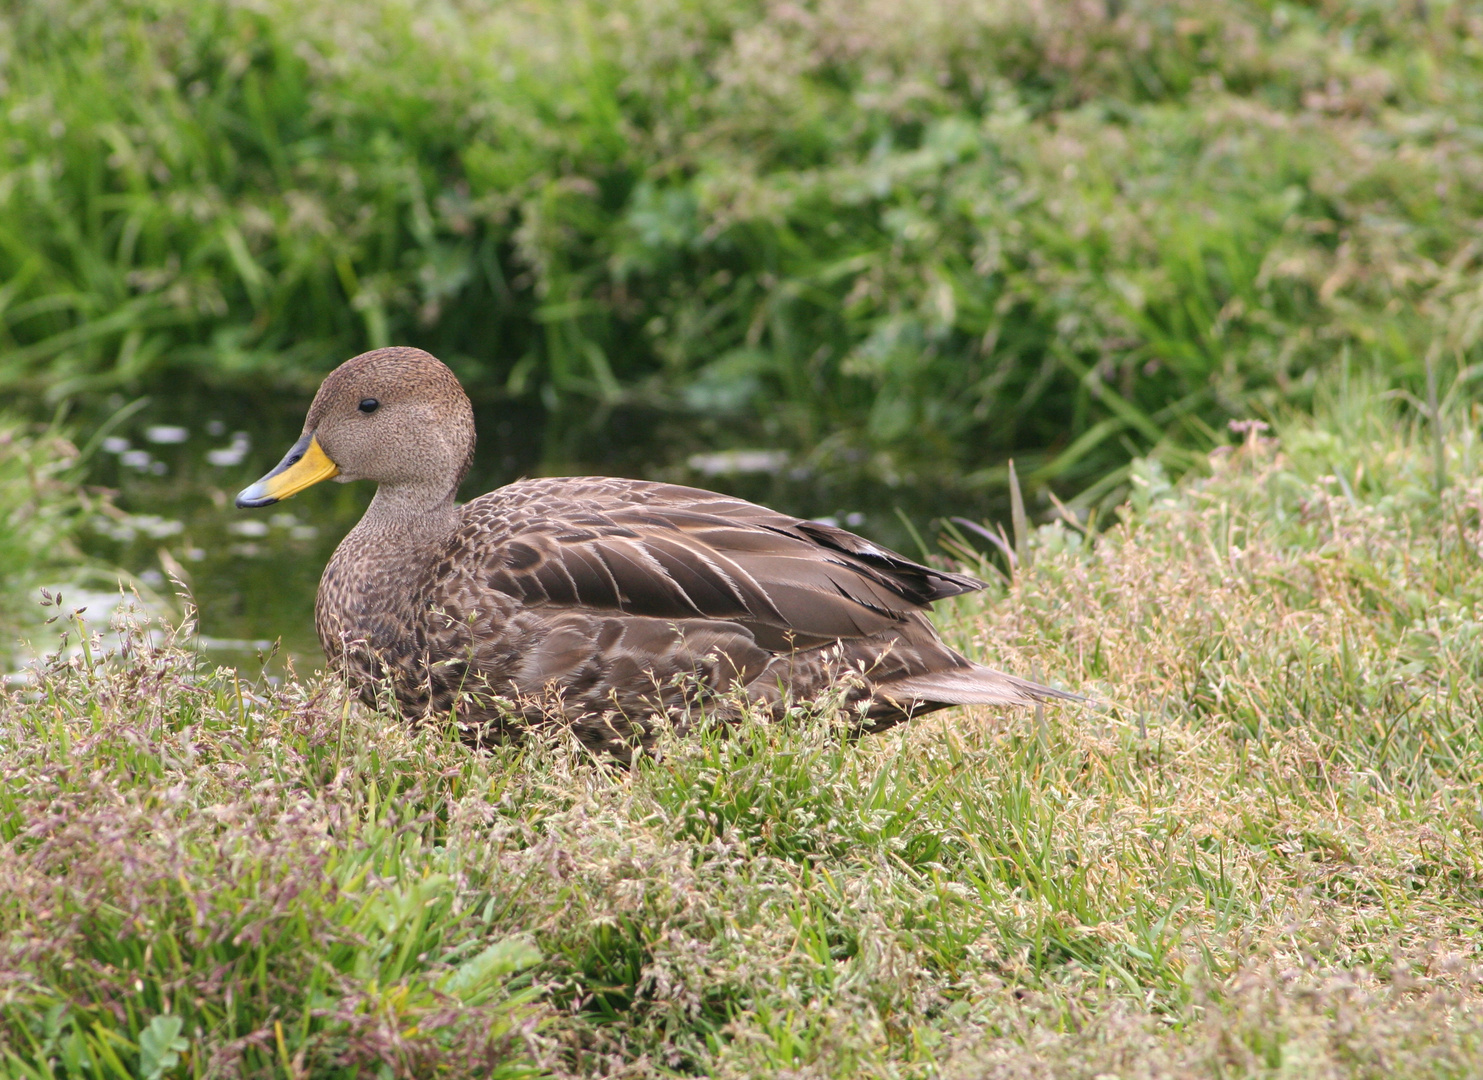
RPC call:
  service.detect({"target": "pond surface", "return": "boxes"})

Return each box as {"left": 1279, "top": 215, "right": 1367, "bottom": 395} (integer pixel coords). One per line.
{"left": 70, "top": 383, "right": 1010, "bottom": 675}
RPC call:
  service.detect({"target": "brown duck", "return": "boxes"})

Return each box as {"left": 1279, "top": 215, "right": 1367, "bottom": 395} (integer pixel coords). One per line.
{"left": 237, "top": 347, "right": 1077, "bottom": 752}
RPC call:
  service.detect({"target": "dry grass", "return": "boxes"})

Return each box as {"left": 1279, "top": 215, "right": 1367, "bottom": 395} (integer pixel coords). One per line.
{"left": 4, "top": 379, "right": 1483, "bottom": 1077}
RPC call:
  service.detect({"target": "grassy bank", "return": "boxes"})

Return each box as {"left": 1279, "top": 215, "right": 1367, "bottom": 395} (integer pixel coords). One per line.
{"left": 4, "top": 1, "right": 1483, "bottom": 500}
{"left": 4, "top": 379, "right": 1482, "bottom": 1077}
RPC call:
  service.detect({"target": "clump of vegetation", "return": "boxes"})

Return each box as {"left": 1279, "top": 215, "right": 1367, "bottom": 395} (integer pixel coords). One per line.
{"left": 0, "top": 617, "right": 545, "bottom": 1077}
{"left": 3, "top": 1, "right": 1482, "bottom": 501}
{"left": 0, "top": 416, "right": 112, "bottom": 641}
{"left": 4, "top": 378, "right": 1482, "bottom": 1077}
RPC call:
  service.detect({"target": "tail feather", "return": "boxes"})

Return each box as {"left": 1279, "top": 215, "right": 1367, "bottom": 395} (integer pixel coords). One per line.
{"left": 879, "top": 664, "right": 1083, "bottom": 708}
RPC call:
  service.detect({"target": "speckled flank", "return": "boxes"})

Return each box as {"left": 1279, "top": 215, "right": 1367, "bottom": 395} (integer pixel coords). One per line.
{"left": 267, "top": 347, "right": 1078, "bottom": 757}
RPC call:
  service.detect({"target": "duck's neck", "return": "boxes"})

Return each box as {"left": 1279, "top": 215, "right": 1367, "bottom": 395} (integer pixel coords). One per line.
{"left": 318, "top": 482, "right": 460, "bottom": 651}
{"left": 354, "top": 482, "right": 460, "bottom": 556}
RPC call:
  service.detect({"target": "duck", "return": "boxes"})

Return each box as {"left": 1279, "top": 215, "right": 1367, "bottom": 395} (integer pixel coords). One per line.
{"left": 236, "top": 347, "right": 1078, "bottom": 754}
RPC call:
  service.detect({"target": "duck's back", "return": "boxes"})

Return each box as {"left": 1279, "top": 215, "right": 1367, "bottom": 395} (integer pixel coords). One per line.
{"left": 447, "top": 476, "right": 985, "bottom": 649}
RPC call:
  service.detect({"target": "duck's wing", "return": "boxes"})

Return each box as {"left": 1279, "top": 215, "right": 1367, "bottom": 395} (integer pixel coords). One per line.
{"left": 455, "top": 478, "right": 985, "bottom": 652}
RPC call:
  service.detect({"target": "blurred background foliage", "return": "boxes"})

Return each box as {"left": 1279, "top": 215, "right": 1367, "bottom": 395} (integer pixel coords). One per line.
{"left": 2, "top": 0, "right": 1482, "bottom": 505}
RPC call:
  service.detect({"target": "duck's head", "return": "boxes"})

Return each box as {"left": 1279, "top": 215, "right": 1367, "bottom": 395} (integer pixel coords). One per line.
{"left": 236, "top": 347, "right": 475, "bottom": 509}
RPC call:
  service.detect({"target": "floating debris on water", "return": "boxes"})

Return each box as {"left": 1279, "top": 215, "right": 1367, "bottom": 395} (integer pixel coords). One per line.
{"left": 807, "top": 511, "right": 866, "bottom": 529}
{"left": 268, "top": 512, "right": 320, "bottom": 540}
{"left": 207, "top": 432, "right": 251, "bottom": 467}
{"left": 93, "top": 514, "right": 185, "bottom": 542}
{"left": 686, "top": 449, "right": 789, "bottom": 476}
{"left": 145, "top": 424, "right": 189, "bottom": 444}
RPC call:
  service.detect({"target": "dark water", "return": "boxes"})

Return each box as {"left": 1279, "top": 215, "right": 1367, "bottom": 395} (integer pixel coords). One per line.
{"left": 73, "top": 384, "right": 1009, "bottom": 674}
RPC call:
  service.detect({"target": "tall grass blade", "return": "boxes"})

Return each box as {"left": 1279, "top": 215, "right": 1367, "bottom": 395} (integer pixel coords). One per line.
{"left": 1008, "top": 458, "right": 1030, "bottom": 570}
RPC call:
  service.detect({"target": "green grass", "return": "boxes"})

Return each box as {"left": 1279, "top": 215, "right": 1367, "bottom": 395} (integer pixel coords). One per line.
{"left": 4, "top": 1, "right": 1483, "bottom": 503}
{"left": 5, "top": 377, "right": 1483, "bottom": 1077}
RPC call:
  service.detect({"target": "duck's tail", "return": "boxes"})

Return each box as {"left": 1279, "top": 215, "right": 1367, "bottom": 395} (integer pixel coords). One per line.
{"left": 880, "top": 664, "right": 1084, "bottom": 708}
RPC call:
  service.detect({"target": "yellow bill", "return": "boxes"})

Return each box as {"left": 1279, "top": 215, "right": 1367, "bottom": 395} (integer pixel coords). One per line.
{"left": 235, "top": 434, "right": 339, "bottom": 508}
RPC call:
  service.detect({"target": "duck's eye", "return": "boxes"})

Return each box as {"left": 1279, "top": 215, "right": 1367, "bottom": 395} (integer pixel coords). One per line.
{"left": 358, "top": 398, "right": 380, "bottom": 414}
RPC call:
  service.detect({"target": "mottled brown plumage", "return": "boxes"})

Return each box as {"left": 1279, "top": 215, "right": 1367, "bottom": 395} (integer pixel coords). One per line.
{"left": 238, "top": 347, "right": 1078, "bottom": 754}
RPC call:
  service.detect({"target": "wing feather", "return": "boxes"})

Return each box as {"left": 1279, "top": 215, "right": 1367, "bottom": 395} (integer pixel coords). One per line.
{"left": 456, "top": 477, "right": 985, "bottom": 648}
